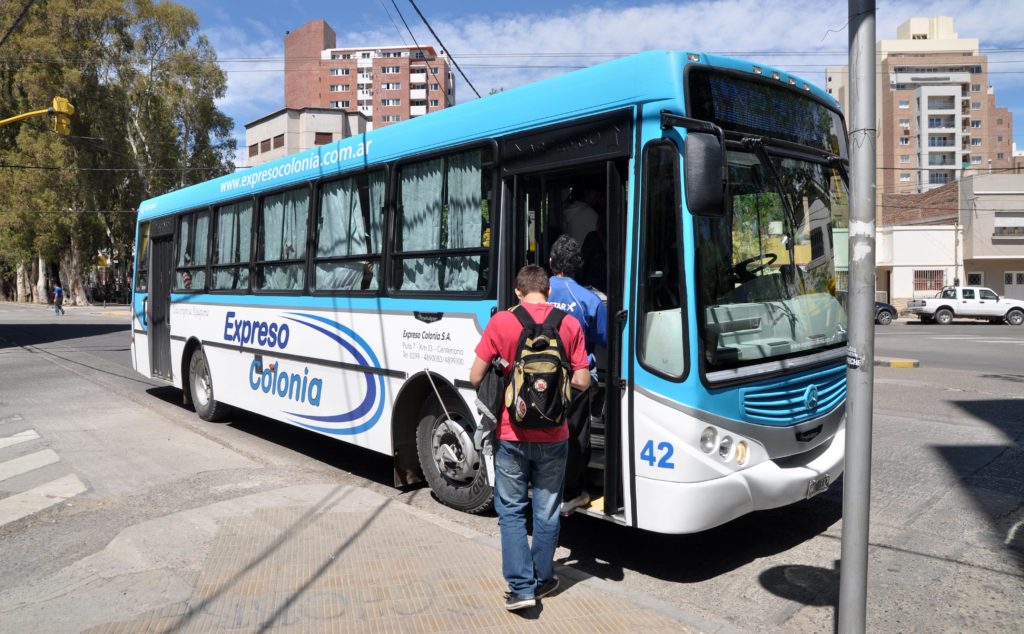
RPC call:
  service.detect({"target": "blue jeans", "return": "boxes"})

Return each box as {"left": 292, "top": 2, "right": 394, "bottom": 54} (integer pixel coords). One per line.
{"left": 494, "top": 439, "right": 568, "bottom": 598}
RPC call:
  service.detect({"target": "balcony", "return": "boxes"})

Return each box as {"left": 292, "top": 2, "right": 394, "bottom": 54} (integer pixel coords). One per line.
{"left": 410, "top": 89, "right": 427, "bottom": 100}
{"left": 410, "top": 105, "right": 427, "bottom": 117}
{"left": 892, "top": 71, "right": 971, "bottom": 85}
{"left": 410, "top": 73, "right": 427, "bottom": 84}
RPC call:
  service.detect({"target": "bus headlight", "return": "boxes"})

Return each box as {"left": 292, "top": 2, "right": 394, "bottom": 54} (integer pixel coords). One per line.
{"left": 700, "top": 427, "right": 717, "bottom": 453}
{"left": 735, "top": 440, "right": 749, "bottom": 466}
{"left": 718, "top": 435, "right": 733, "bottom": 460}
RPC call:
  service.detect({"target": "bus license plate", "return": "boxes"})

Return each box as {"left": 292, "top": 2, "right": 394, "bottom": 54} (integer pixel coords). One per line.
{"left": 806, "top": 474, "right": 830, "bottom": 499}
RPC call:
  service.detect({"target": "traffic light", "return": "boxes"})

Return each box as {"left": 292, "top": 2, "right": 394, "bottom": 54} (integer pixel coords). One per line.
{"left": 50, "top": 96, "right": 74, "bottom": 136}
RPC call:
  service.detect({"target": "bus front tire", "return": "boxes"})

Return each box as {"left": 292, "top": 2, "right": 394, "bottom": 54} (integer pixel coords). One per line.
{"left": 416, "top": 410, "right": 492, "bottom": 514}
{"left": 189, "top": 347, "right": 232, "bottom": 422}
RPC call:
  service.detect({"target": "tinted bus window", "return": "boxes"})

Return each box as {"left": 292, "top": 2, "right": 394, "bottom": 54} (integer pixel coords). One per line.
{"left": 257, "top": 188, "right": 309, "bottom": 292}
{"left": 315, "top": 171, "right": 385, "bottom": 292}
{"left": 212, "top": 200, "right": 253, "bottom": 291}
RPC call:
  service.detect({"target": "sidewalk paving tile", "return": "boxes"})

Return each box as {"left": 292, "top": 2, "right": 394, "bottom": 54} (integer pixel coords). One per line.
{"left": 86, "top": 503, "right": 700, "bottom": 633}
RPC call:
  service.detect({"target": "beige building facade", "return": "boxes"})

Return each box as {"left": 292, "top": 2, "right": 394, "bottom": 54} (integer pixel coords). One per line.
{"left": 827, "top": 16, "right": 1014, "bottom": 204}
{"left": 284, "top": 19, "right": 455, "bottom": 130}
{"left": 244, "top": 107, "right": 368, "bottom": 167}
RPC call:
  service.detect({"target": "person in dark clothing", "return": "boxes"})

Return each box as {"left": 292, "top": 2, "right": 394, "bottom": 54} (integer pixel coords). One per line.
{"left": 53, "top": 282, "right": 65, "bottom": 316}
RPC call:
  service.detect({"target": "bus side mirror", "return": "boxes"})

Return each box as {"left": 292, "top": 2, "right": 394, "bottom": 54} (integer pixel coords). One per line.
{"left": 684, "top": 132, "right": 727, "bottom": 217}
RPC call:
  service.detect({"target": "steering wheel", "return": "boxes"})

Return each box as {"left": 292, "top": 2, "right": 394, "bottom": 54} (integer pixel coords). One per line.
{"left": 732, "top": 253, "right": 777, "bottom": 281}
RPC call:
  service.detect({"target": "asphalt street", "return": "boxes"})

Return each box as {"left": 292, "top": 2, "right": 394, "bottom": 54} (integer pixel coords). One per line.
{"left": 0, "top": 303, "right": 1021, "bottom": 633}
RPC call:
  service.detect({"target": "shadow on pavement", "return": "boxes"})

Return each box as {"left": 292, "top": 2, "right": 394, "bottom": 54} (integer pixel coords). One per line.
{"left": 0, "top": 322, "right": 129, "bottom": 349}
{"left": 144, "top": 386, "right": 399, "bottom": 489}
{"left": 934, "top": 398, "right": 1024, "bottom": 572}
{"left": 557, "top": 478, "right": 843, "bottom": 584}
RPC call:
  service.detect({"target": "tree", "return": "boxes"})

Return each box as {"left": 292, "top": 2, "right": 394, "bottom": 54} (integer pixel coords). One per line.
{"left": 0, "top": 0, "right": 234, "bottom": 303}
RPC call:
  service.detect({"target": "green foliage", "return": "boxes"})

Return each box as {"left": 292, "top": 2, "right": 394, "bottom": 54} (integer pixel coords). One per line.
{"left": 0, "top": 0, "right": 235, "bottom": 299}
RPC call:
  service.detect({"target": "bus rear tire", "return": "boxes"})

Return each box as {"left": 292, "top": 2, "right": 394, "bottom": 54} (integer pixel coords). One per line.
{"left": 189, "top": 347, "right": 232, "bottom": 422}
{"left": 416, "top": 409, "right": 492, "bottom": 514}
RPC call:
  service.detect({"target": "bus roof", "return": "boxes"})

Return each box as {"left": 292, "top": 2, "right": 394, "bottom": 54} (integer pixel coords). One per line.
{"left": 137, "top": 50, "right": 833, "bottom": 221}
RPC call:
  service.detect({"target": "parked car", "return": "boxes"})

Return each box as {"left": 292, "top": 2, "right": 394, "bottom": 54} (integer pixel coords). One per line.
{"left": 906, "top": 286, "right": 1024, "bottom": 325}
{"left": 875, "top": 301, "right": 897, "bottom": 325}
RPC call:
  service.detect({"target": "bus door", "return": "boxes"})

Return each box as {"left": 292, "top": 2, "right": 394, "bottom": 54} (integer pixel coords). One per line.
{"left": 501, "top": 157, "right": 629, "bottom": 518}
{"left": 148, "top": 217, "right": 175, "bottom": 380}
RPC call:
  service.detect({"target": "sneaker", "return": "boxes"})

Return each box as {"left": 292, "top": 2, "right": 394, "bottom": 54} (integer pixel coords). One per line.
{"left": 504, "top": 592, "right": 536, "bottom": 611}
{"left": 560, "top": 491, "right": 590, "bottom": 516}
{"left": 535, "top": 576, "right": 559, "bottom": 599}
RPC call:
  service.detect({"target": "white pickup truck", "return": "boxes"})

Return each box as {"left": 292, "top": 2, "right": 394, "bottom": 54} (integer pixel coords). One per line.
{"left": 907, "top": 286, "right": 1024, "bottom": 325}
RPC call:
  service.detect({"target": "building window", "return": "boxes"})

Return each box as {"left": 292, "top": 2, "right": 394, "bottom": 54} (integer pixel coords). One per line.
{"left": 329, "top": 84, "right": 346, "bottom": 92}
{"left": 273, "top": 134, "right": 284, "bottom": 149}
{"left": 997, "top": 153, "right": 1005, "bottom": 160}
{"left": 899, "top": 137, "right": 910, "bottom": 145}
{"left": 971, "top": 138, "right": 982, "bottom": 146}
{"left": 912, "top": 34, "right": 927, "bottom": 40}
{"left": 899, "top": 118, "right": 910, "bottom": 128}
{"left": 360, "top": 52, "right": 371, "bottom": 59}
{"left": 971, "top": 101, "right": 981, "bottom": 110}
{"left": 380, "top": 98, "right": 401, "bottom": 106}
{"left": 899, "top": 155, "right": 910, "bottom": 164}
{"left": 330, "top": 53, "right": 352, "bottom": 60}
{"left": 329, "top": 69, "right": 339, "bottom": 76}
{"left": 412, "top": 51, "right": 425, "bottom": 59}
{"left": 431, "top": 68, "right": 439, "bottom": 75}
{"left": 429, "top": 99, "right": 439, "bottom": 107}
{"left": 382, "top": 82, "right": 401, "bottom": 90}
{"left": 430, "top": 83, "right": 440, "bottom": 90}
{"left": 997, "top": 118, "right": 1004, "bottom": 125}
{"left": 341, "top": 100, "right": 350, "bottom": 108}
{"left": 998, "top": 136, "right": 1004, "bottom": 142}
{"left": 971, "top": 157, "right": 982, "bottom": 165}
{"left": 971, "top": 120, "right": 982, "bottom": 128}
{"left": 899, "top": 100, "right": 909, "bottom": 109}
{"left": 967, "top": 272, "right": 983, "bottom": 286}
{"left": 969, "top": 66, "right": 981, "bottom": 74}
{"left": 248, "top": 144, "right": 258, "bottom": 157}
{"left": 382, "top": 66, "right": 401, "bottom": 74}
{"left": 340, "top": 68, "right": 350, "bottom": 75}
{"left": 971, "top": 83, "right": 981, "bottom": 92}
{"left": 899, "top": 173, "right": 911, "bottom": 182}
{"left": 314, "top": 132, "right": 332, "bottom": 145}
{"left": 913, "top": 270, "right": 945, "bottom": 291}
{"left": 260, "top": 139, "right": 270, "bottom": 153}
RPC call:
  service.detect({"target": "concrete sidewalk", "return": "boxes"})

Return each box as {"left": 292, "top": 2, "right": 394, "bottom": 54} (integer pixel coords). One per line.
{"left": 45, "top": 484, "right": 707, "bottom": 634}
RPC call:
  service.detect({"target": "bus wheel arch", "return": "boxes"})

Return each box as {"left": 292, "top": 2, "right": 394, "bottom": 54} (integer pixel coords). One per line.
{"left": 392, "top": 372, "right": 492, "bottom": 514}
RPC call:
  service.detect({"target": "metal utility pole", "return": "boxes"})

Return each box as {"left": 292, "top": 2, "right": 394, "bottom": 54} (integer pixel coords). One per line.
{"left": 839, "top": 1, "right": 876, "bottom": 632}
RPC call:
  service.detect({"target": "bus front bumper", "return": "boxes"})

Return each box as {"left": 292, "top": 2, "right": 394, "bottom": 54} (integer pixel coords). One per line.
{"left": 633, "top": 426, "right": 846, "bottom": 534}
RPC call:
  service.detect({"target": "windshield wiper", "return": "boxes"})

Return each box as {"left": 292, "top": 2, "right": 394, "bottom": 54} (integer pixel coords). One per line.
{"left": 828, "top": 155, "right": 849, "bottom": 186}
{"left": 741, "top": 136, "right": 798, "bottom": 289}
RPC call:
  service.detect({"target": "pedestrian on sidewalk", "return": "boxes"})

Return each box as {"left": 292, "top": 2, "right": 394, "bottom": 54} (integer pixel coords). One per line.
{"left": 547, "top": 235, "right": 608, "bottom": 516}
{"left": 470, "top": 264, "right": 590, "bottom": 612}
{"left": 53, "top": 282, "right": 65, "bottom": 316}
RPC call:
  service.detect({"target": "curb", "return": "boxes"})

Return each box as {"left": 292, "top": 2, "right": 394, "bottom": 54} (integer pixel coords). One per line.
{"left": 875, "top": 357, "right": 920, "bottom": 368}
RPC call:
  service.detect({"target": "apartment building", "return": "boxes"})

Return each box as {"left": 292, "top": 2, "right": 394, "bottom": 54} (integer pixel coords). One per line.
{"left": 284, "top": 19, "right": 455, "bottom": 130}
{"left": 827, "top": 16, "right": 1014, "bottom": 199}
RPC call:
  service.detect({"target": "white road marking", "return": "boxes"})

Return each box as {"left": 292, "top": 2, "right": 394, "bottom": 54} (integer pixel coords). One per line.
{"left": 0, "top": 474, "right": 87, "bottom": 527}
{"left": 0, "top": 449, "right": 60, "bottom": 482}
{"left": 0, "top": 429, "right": 40, "bottom": 449}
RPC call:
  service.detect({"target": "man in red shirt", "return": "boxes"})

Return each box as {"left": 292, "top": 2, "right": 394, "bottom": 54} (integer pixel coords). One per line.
{"left": 470, "top": 264, "right": 590, "bottom": 611}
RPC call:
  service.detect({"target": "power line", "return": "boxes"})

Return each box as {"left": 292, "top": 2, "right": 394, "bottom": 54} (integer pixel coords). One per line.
{"left": 406, "top": 0, "right": 479, "bottom": 98}
{"left": 0, "top": 0, "right": 36, "bottom": 50}
{"left": 376, "top": 0, "right": 409, "bottom": 47}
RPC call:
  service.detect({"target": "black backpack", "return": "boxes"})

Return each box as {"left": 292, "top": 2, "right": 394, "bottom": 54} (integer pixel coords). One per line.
{"left": 504, "top": 305, "right": 573, "bottom": 429}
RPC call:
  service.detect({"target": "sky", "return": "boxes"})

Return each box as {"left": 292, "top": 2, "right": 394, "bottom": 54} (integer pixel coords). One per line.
{"left": 176, "top": 0, "right": 1024, "bottom": 164}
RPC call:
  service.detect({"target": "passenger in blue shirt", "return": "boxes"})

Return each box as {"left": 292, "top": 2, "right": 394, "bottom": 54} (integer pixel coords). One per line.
{"left": 548, "top": 234, "right": 607, "bottom": 515}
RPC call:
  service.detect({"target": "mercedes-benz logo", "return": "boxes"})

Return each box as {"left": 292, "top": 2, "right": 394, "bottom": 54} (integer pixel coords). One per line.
{"left": 805, "top": 385, "right": 819, "bottom": 411}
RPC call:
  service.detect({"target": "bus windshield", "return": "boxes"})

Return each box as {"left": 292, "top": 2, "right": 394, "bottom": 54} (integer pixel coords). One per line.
{"left": 696, "top": 146, "right": 849, "bottom": 375}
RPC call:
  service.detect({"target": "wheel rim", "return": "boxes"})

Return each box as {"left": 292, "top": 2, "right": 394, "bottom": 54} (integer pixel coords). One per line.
{"left": 878, "top": 311, "right": 892, "bottom": 325}
{"left": 1009, "top": 311, "right": 1024, "bottom": 326}
{"left": 192, "top": 355, "right": 212, "bottom": 408}
{"left": 937, "top": 311, "right": 952, "bottom": 324}
{"left": 429, "top": 415, "right": 480, "bottom": 484}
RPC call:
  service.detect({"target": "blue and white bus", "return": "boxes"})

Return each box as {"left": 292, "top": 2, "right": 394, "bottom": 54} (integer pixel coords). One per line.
{"left": 131, "top": 50, "right": 849, "bottom": 534}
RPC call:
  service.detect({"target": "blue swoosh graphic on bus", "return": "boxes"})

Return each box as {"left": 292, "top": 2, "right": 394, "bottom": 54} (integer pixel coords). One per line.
{"left": 282, "top": 312, "right": 386, "bottom": 435}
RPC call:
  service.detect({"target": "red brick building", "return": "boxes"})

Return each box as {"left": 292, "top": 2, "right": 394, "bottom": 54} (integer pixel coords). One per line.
{"left": 284, "top": 19, "right": 455, "bottom": 130}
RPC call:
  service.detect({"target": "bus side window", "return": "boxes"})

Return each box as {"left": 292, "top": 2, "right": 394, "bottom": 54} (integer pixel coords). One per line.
{"left": 257, "top": 188, "right": 309, "bottom": 292}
